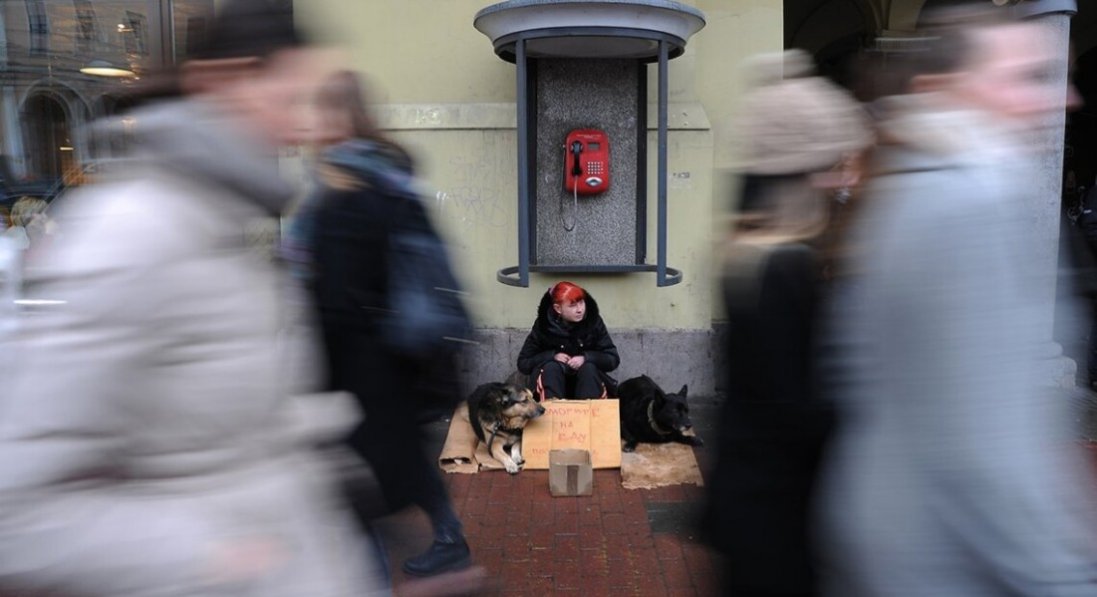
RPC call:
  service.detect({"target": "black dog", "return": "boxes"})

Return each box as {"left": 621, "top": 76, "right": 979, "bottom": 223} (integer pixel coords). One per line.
{"left": 467, "top": 382, "right": 545, "bottom": 473}
{"left": 618, "top": 375, "right": 702, "bottom": 452}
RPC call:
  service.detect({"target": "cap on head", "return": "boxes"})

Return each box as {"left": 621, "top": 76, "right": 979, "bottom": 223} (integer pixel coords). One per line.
{"left": 196, "top": 0, "right": 303, "bottom": 61}
{"left": 734, "top": 50, "right": 872, "bottom": 176}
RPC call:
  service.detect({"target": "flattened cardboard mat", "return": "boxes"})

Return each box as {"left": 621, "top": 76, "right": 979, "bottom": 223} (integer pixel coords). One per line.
{"left": 438, "top": 399, "right": 620, "bottom": 472}
{"left": 619, "top": 442, "right": 704, "bottom": 490}
{"left": 437, "top": 403, "right": 495, "bottom": 474}
{"left": 438, "top": 400, "right": 704, "bottom": 489}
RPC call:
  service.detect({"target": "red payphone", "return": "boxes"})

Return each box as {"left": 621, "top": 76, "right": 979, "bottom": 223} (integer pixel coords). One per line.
{"left": 564, "top": 129, "right": 610, "bottom": 195}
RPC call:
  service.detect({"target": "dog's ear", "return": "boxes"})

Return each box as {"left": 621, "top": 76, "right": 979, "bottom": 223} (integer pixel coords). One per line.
{"left": 678, "top": 384, "right": 688, "bottom": 397}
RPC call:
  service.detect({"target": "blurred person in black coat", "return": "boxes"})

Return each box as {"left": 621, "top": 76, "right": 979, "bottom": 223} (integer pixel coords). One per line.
{"left": 701, "top": 49, "right": 872, "bottom": 597}
{"left": 286, "top": 71, "right": 472, "bottom": 579}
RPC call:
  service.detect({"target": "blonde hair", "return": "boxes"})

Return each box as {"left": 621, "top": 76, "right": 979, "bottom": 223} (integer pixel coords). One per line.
{"left": 10, "top": 197, "right": 48, "bottom": 228}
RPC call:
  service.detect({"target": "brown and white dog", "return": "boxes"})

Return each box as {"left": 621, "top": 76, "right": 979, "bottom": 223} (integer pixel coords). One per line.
{"left": 467, "top": 382, "right": 545, "bottom": 474}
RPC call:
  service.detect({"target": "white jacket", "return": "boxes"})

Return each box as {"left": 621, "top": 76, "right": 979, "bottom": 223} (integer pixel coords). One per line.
{"left": 0, "top": 100, "right": 387, "bottom": 596}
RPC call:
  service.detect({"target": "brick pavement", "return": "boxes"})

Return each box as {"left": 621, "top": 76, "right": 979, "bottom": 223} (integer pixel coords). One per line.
{"left": 384, "top": 468, "right": 721, "bottom": 597}
{"left": 369, "top": 399, "right": 727, "bottom": 596}
{"left": 2, "top": 395, "right": 1094, "bottom": 596}
{"left": 376, "top": 401, "right": 1097, "bottom": 596}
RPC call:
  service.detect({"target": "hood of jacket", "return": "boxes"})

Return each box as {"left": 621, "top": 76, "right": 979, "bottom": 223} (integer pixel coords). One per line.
{"left": 92, "top": 99, "right": 295, "bottom": 216}
{"left": 534, "top": 287, "right": 603, "bottom": 339}
{"left": 322, "top": 138, "right": 417, "bottom": 198}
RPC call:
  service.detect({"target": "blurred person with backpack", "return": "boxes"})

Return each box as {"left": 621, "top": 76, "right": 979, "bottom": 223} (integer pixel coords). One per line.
{"left": 286, "top": 70, "right": 476, "bottom": 579}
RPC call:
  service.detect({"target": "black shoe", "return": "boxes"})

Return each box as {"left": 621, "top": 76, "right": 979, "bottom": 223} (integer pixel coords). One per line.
{"left": 401, "top": 538, "right": 472, "bottom": 577}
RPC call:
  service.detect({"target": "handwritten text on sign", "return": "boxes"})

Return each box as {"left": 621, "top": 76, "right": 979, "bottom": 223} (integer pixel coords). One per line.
{"left": 522, "top": 399, "right": 621, "bottom": 469}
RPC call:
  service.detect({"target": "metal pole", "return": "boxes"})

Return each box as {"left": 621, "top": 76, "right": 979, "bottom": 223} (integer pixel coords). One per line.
{"left": 656, "top": 40, "right": 669, "bottom": 286}
{"left": 516, "top": 36, "right": 530, "bottom": 287}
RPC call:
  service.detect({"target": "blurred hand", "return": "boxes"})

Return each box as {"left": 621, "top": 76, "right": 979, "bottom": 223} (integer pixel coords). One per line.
{"left": 554, "top": 353, "right": 570, "bottom": 364}
{"left": 208, "top": 537, "right": 286, "bottom": 584}
{"left": 567, "top": 355, "right": 585, "bottom": 370}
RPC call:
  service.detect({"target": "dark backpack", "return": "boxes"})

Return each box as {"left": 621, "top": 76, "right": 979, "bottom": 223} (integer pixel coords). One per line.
{"left": 381, "top": 197, "right": 475, "bottom": 361}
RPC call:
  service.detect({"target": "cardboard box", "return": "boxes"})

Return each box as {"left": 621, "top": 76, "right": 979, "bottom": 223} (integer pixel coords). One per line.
{"left": 549, "top": 449, "right": 593, "bottom": 496}
{"left": 521, "top": 399, "right": 621, "bottom": 469}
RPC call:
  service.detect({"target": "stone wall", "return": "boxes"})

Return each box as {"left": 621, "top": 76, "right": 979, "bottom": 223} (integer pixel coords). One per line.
{"left": 457, "top": 327, "right": 717, "bottom": 397}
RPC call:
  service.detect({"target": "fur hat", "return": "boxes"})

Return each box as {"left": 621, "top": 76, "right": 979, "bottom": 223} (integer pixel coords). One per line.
{"left": 733, "top": 49, "right": 872, "bottom": 175}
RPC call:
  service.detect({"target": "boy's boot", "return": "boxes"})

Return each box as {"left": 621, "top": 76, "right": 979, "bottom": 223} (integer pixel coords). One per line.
{"left": 401, "top": 525, "right": 472, "bottom": 577}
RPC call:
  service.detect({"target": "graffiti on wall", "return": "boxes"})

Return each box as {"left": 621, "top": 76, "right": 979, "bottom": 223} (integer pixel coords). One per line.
{"left": 433, "top": 132, "right": 513, "bottom": 230}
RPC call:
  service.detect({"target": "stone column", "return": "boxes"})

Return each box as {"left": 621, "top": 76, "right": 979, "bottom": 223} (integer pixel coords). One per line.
{"left": 1014, "top": 0, "right": 1078, "bottom": 387}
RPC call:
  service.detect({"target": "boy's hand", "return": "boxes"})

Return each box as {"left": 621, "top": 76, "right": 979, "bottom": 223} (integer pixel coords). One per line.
{"left": 207, "top": 537, "right": 286, "bottom": 584}
{"left": 554, "top": 353, "right": 570, "bottom": 364}
{"left": 567, "top": 355, "right": 585, "bottom": 370}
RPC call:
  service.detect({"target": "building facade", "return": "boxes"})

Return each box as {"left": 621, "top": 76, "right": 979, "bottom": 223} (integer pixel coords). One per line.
{"left": 292, "top": 0, "right": 1087, "bottom": 393}
{"left": 0, "top": 0, "right": 215, "bottom": 192}
{"left": 2, "top": 1, "right": 1090, "bottom": 394}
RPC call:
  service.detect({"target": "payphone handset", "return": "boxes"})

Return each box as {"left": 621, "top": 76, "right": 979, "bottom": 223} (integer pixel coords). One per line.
{"left": 563, "top": 129, "right": 610, "bottom": 195}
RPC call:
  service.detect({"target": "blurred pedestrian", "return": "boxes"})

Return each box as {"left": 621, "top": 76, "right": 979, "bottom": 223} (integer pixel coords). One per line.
{"left": 292, "top": 70, "right": 474, "bottom": 578}
{"left": 701, "top": 48, "right": 871, "bottom": 597}
{"left": 817, "top": 4, "right": 1097, "bottom": 596}
{"left": 0, "top": 2, "right": 387, "bottom": 596}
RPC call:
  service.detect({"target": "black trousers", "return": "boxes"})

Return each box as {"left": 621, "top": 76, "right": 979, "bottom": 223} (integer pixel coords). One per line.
{"left": 323, "top": 327, "right": 462, "bottom": 539}
{"left": 534, "top": 361, "right": 603, "bottom": 399}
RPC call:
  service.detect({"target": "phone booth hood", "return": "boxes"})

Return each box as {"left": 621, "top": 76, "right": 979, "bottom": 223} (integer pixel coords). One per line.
{"left": 475, "top": 0, "right": 705, "bottom": 287}
{"left": 474, "top": 0, "right": 706, "bottom": 63}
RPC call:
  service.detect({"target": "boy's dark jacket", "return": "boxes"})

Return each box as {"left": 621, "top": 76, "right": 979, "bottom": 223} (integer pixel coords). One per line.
{"left": 516, "top": 289, "right": 620, "bottom": 379}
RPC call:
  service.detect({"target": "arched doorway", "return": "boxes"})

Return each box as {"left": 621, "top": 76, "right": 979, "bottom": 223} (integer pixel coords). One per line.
{"left": 22, "top": 94, "right": 72, "bottom": 184}
{"left": 785, "top": 0, "right": 881, "bottom": 87}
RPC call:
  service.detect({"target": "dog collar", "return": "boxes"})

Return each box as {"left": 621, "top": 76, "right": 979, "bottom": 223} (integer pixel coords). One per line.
{"left": 647, "top": 402, "right": 674, "bottom": 436}
{"left": 492, "top": 422, "right": 525, "bottom": 434}
{"left": 487, "top": 421, "right": 524, "bottom": 452}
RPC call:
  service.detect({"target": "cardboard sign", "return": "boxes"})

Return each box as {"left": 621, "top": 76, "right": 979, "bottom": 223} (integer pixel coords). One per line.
{"left": 522, "top": 399, "right": 621, "bottom": 469}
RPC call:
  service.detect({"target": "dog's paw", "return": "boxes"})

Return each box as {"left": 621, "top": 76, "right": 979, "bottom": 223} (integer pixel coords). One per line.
{"left": 504, "top": 462, "right": 521, "bottom": 474}
{"left": 680, "top": 434, "right": 706, "bottom": 447}
{"left": 514, "top": 456, "right": 525, "bottom": 466}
